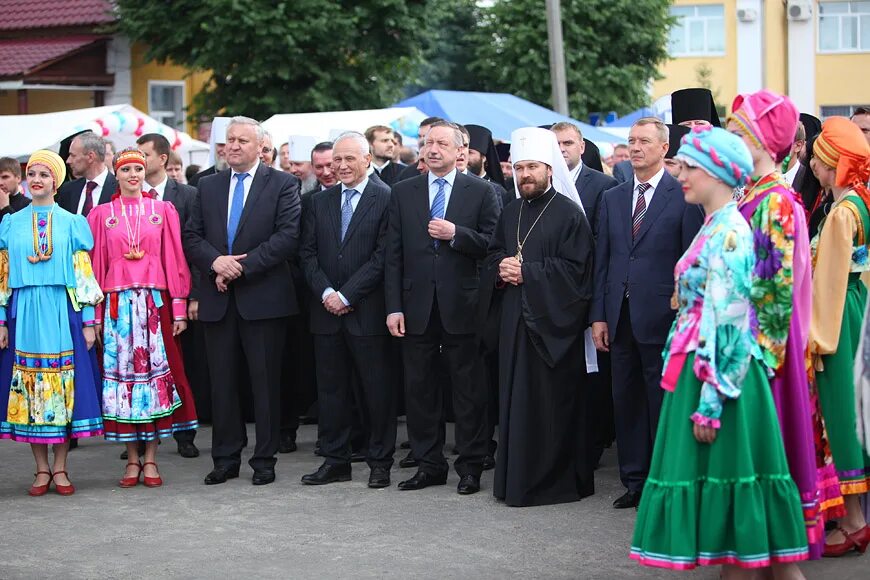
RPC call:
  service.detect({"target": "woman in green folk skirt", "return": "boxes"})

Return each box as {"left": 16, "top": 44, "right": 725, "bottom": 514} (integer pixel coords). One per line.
{"left": 630, "top": 126, "right": 808, "bottom": 579}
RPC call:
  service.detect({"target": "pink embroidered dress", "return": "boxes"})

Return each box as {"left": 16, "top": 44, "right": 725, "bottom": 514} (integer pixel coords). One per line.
{"left": 87, "top": 194, "right": 197, "bottom": 441}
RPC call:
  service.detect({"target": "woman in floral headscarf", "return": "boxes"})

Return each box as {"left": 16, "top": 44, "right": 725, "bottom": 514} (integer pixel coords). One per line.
{"left": 809, "top": 116, "right": 870, "bottom": 556}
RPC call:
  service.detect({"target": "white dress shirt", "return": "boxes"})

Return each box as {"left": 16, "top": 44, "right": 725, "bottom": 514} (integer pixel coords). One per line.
{"left": 322, "top": 177, "right": 370, "bottom": 306}
{"left": 228, "top": 159, "right": 260, "bottom": 224}
{"left": 569, "top": 161, "right": 584, "bottom": 184}
{"left": 784, "top": 162, "right": 800, "bottom": 186}
{"left": 631, "top": 166, "right": 665, "bottom": 211}
{"left": 144, "top": 175, "right": 168, "bottom": 200}
{"left": 76, "top": 167, "right": 109, "bottom": 214}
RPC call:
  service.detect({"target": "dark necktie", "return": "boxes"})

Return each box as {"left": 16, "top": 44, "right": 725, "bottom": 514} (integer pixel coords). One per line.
{"left": 147, "top": 188, "right": 159, "bottom": 200}
{"left": 82, "top": 181, "right": 97, "bottom": 216}
{"left": 340, "top": 189, "right": 358, "bottom": 241}
{"left": 632, "top": 182, "right": 651, "bottom": 239}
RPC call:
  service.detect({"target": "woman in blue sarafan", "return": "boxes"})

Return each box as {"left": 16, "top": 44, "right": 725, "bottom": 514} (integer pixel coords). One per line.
{"left": 0, "top": 150, "right": 104, "bottom": 497}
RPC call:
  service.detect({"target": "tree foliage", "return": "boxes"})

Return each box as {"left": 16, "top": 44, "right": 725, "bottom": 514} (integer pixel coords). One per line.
{"left": 468, "top": 0, "right": 674, "bottom": 119}
{"left": 114, "top": 0, "right": 426, "bottom": 120}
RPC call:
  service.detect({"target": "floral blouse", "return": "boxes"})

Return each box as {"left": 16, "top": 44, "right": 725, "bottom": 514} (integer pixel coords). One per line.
{"left": 737, "top": 173, "right": 798, "bottom": 372}
{"left": 661, "top": 202, "right": 762, "bottom": 428}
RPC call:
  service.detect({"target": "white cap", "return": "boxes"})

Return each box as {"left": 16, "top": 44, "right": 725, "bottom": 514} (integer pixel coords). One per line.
{"left": 207, "top": 116, "right": 232, "bottom": 167}
{"left": 509, "top": 127, "right": 584, "bottom": 214}
{"left": 288, "top": 135, "right": 317, "bottom": 162}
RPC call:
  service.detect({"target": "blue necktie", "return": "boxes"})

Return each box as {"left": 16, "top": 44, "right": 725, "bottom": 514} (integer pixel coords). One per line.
{"left": 341, "top": 189, "right": 358, "bottom": 241}
{"left": 430, "top": 178, "right": 446, "bottom": 248}
{"left": 227, "top": 172, "right": 248, "bottom": 252}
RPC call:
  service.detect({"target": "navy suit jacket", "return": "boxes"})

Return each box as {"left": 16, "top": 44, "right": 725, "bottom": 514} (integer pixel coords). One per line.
{"left": 56, "top": 173, "right": 117, "bottom": 213}
{"left": 184, "top": 164, "right": 302, "bottom": 322}
{"left": 590, "top": 170, "right": 703, "bottom": 345}
{"left": 300, "top": 178, "right": 391, "bottom": 336}
{"left": 611, "top": 160, "right": 633, "bottom": 184}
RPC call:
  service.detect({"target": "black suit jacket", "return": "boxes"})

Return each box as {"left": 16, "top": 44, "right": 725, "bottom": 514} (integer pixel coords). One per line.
{"left": 575, "top": 164, "right": 618, "bottom": 235}
{"left": 184, "top": 164, "right": 302, "bottom": 322}
{"left": 396, "top": 163, "right": 422, "bottom": 183}
{"left": 385, "top": 171, "right": 500, "bottom": 335}
{"left": 161, "top": 178, "right": 199, "bottom": 299}
{"left": 56, "top": 173, "right": 117, "bottom": 214}
{"left": 374, "top": 162, "right": 405, "bottom": 187}
{"left": 0, "top": 192, "right": 31, "bottom": 221}
{"left": 300, "top": 179, "right": 391, "bottom": 336}
{"left": 187, "top": 165, "right": 216, "bottom": 188}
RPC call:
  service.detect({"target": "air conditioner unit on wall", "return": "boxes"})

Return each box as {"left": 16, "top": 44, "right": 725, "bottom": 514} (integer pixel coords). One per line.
{"left": 787, "top": 1, "right": 813, "bottom": 21}
{"left": 737, "top": 8, "right": 758, "bottom": 22}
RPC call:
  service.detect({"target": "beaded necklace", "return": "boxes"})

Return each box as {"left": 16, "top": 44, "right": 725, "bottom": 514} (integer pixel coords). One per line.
{"left": 27, "top": 204, "right": 54, "bottom": 263}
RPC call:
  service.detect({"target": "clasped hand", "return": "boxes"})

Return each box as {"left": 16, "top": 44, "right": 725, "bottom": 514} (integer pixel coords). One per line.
{"left": 427, "top": 218, "right": 455, "bottom": 241}
{"left": 323, "top": 292, "right": 351, "bottom": 316}
{"left": 498, "top": 256, "right": 523, "bottom": 285}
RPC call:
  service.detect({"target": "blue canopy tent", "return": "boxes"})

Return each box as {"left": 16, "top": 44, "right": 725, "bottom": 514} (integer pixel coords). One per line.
{"left": 605, "top": 107, "right": 658, "bottom": 128}
{"left": 394, "top": 90, "right": 624, "bottom": 144}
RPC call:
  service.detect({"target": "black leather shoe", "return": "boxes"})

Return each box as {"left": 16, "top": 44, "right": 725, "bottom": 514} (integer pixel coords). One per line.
{"left": 613, "top": 490, "right": 642, "bottom": 509}
{"left": 400, "top": 440, "right": 411, "bottom": 449}
{"left": 278, "top": 433, "right": 297, "bottom": 454}
{"left": 204, "top": 466, "right": 240, "bottom": 485}
{"left": 457, "top": 474, "right": 480, "bottom": 495}
{"left": 301, "top": 463, "right": 352, "bottom": 485}
{"left": 177, "top": 441, "right": 200, "bottom": 458}
{"left": 120, "top": 449, "right": 128, "bottom": 460}
{"left": 368, "top": 466, "right": 391, "bottom": 488}
{"left": 398, "top": 452, "right": 419, "bottom": 468}
{"left": 69, "top": 438, "right": 79, "bottom": 450}
{"left": 397, "top": 471, "right": 447, "bottom": 490}
{"left": 482, "top": 455, "right": 496, "bottom": 470}
{"left": 252, "top": 468, "right": 276, "bottom": 486}
{"left": 350, "top": 450, "right": 366, "bottom": 463}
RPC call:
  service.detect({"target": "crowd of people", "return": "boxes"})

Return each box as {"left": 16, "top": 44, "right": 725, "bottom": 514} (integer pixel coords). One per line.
{"left": 1, "top": 86, "right": 869, "bottom": 578}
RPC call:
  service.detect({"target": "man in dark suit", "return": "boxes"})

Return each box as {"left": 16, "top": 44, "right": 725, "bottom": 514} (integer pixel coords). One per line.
{"left": 137, "top": 133, "right": 204, "bottom": 459}
{"left": 57, "top": 131, "right": 117, "bottom": 214}
{"left": 395, "top": 116, "right": 444, "bottom": 183}
{"left": 184, "top": 116, "right": 302, "bottom": 486}
{"left": 385, "top": 121, "right": 499, "bottom": 495}
{"left": 365, "top": 125, "right": 404, "bottom": 186}
{"left": 0, "top": 157, "right": 31, "bottom": 219}
{"left": 299, "top": 132, "right": 395, "bottom": 488}
{"left": 590, "top": 118, "right": 703, "bottom": 509}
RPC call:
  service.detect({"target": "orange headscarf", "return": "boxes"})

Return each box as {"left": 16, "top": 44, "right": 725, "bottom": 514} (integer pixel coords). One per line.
{"left": 814, "top": 116, "right": 870, "bottom": 208}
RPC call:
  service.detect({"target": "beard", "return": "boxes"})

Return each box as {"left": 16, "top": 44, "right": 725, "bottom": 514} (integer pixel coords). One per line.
{"left": 215, "top": 158, "right": 229, "bottom": 171}
{"left": 518, "top": 176, "right": 549, "bottom": 200}
{"left": 467, "top": 158, "right": 484, "bottom": 177}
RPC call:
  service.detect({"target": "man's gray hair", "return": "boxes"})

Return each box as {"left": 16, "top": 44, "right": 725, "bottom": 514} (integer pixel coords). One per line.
{"left": 633, "top": 117, "right": 669, "bottom": 143}
{"left": 426, "top": 121, "right": 464, "bottom": 148}
{"left": 228, "top": 116, "right": 265, "bottom": 143}
{"left": 334, "top": 131, "right": 371, "bottom": 157}
{"left": 75, "top": 131, "right": 107, "bottom": 158}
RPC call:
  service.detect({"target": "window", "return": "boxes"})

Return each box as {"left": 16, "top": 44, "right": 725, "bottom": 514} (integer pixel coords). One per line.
{"left": 148, "top": 81, "right": 185, "bottom": 131}
{"left": 668, "top": 4, "right": 726, "bottom": 56}
{"left": 818, "top": 1, "right": 870, "bottom": 53}
{"left": 821, "top": 104, "right": 865, "bottom": 117}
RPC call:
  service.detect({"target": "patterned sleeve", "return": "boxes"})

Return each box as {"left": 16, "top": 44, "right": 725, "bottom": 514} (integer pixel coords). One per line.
{"left": 750, "top": 193, "right": 796, "bottom": 372}
{"left": 691, "top": 227, "right": 756, "bottom": 428}
{"left": 69, "top": 250, "right": 103, "bottom": 326}
{"left": 0, "top": 250, "right": 9, "bottom": 325}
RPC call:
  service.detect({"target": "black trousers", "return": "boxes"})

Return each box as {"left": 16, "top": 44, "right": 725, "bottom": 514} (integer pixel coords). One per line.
{"left": 314, "top": 331, "right": 396, "bottom": 468}
{"left": 610, "top": 298, "right": 665, "bottom": 492}
{"left": 280, "top": 313, "right": 317, "bottom": 440}
{"left": 588, "top": 350, "right": 615, "bottom": 466}
{"left": 402, "top": 301, "right": 487, "bottom": 478}
{"left": 174, "top": 319, "right": 212, "bottom": 444}
{"left": 203, "top": 294, "right": 287, "bottom": 471}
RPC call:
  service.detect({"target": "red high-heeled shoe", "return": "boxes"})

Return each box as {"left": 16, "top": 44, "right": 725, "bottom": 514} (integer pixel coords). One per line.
{"left": 52, "top": 470, "right": 75, "bottom": 496}
{"left": 28, "top": 470, "right": 52, "bottom": 497}
{"left": 142, "top": 461, "right": 162, "bottom": 488}
{"left": 119, "top": 462, "right": 142, "bottom": 488}
{"left": 823, "top": 525, "right": 870, "bottom": 557}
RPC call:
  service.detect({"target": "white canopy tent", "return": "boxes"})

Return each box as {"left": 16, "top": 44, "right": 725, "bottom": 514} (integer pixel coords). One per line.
{"left": 0, "top": 104, "right": 209, "bottom": 165}
{"left": 261, "top": 107, "right": 427, "bottom": 149}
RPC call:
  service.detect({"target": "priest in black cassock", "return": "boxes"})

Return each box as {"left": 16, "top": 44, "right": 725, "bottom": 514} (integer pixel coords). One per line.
{"left": 482, "top": 127, "right": 597, "bottom": 507}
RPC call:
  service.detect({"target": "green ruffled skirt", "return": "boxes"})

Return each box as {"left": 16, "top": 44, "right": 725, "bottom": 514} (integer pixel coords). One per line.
{"left": 630, "top": 353, "right": 809, "bottom": 570}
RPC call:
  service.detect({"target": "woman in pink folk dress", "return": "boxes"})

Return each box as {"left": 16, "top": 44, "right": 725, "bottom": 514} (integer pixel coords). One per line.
{"left": 87, "top": 148, "right": 197, "bottom": 488}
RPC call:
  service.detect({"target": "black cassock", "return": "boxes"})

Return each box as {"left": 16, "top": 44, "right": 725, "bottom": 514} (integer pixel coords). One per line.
{"left": 481, "top": 187, "right": 595, "bottom": 507}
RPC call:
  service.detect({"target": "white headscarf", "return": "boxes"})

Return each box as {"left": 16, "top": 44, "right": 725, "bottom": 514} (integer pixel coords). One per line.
{"left": 508, "top": 127, "right": 598, "bottom": 374}
{"left": 509, "top": 127, "right": 585, "bottom": 215}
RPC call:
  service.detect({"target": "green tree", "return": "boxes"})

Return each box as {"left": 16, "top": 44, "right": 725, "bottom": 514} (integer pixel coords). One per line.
{"left": 114, "top": 0, "right": 425, "bottom": 120}
{"left": 468, "top": 0, "right": 674, "bottom": 119}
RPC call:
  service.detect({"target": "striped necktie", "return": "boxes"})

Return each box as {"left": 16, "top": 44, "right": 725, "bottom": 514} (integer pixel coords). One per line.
{"left": 632, "top": 182, "right": 651, "bottom": 239}
{"left": 430, "top": 178, "right": 446, "bottom": 248}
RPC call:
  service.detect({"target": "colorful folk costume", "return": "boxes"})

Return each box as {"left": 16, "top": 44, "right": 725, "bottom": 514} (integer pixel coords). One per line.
{"left": 730, "top": 90, "right": 824, "bottom": 556}
{"left": 631, "top": 128, "right": 809, "bottom": 570}
{"left": 809, "top": 118, "right": 870, "bottom": 502}
{"left": 0, "top": 151, "right": 104, "bottom": 443}
{"left": 87, "top": 149, "right": 197, "bottom": 441}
